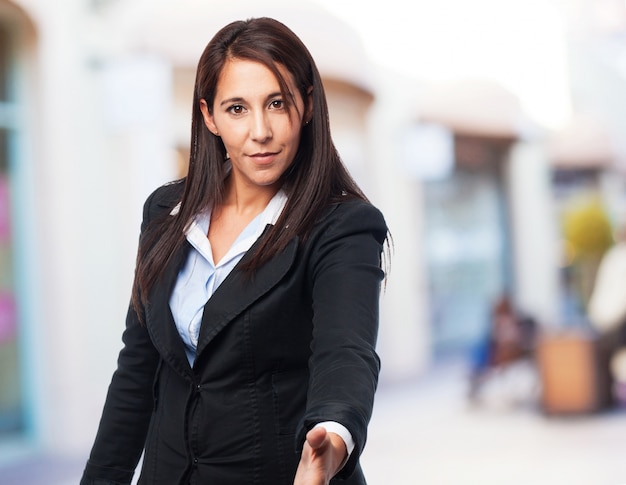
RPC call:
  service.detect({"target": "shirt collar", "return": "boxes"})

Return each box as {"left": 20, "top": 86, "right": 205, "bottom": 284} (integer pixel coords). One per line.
{"left": 183, "top": 189, "right": 288, "bottom": 266}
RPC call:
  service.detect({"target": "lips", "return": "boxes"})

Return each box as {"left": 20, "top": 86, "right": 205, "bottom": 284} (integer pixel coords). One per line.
{"left": 249, "top": 152, "right": 279, "bottom": 164}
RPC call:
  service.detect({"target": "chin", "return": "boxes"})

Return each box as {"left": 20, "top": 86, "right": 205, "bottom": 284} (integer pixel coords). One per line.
{"left": 256, "top": 179, "right": 282, "bottom": 188}
{"left": 254, "top": 173, "right": 286, "bottom": 187}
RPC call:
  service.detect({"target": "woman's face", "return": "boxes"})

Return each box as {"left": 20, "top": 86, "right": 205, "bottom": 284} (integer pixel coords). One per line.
{"left": 201, "top": 58, "right": 310, "bottom": 193}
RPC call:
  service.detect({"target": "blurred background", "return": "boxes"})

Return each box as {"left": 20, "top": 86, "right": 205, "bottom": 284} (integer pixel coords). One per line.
{"left": 1, "top": 0, "right": 626, "bottom": 483}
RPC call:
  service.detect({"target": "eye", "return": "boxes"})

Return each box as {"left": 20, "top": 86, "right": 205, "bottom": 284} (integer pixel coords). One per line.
{"left": 227, "top": 104, "right": 246, "bottom": 115}
{"left": 269, "top": 99, "right": 284, "bottom": 110}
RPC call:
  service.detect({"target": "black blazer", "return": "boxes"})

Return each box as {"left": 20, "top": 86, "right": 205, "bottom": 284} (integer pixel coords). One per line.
{"left": 81, "top": 180, "right": 388, "bottom": 485}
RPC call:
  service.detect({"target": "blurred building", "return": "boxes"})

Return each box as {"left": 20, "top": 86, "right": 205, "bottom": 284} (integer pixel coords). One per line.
{"left": 0, "top": 0, "right": 625, "bottom": 466}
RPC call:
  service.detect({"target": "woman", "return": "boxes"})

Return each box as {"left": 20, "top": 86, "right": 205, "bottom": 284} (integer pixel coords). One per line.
{"left": 81, "top": 17, "right": 388, "bottom": 485}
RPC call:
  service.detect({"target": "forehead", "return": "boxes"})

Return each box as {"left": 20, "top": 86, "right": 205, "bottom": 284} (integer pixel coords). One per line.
{"left": 214, "top": 58, "right": 296, "bottom": 100}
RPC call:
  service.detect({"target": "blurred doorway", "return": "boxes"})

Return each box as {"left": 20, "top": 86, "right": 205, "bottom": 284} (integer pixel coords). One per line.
{"left": 424, "top": 134, "right": 514, "bottom": 358}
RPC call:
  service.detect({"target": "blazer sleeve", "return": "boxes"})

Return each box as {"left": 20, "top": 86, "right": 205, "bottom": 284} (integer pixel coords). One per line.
{"left": 297, "top": 200, "right": 388, "bottom": 479}
{"left": 80, "top": 190, "right": 163, "bottom": 485}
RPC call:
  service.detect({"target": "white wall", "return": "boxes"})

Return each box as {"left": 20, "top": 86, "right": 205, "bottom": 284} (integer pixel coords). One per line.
{"left": 507, "top": 141, "right": 561, "bottom": 328}
{"left": 366, "top": 70, "right": 431, "bottom": 381}
{"left": 9, "top": 0, "right": 177, "bottom": 453}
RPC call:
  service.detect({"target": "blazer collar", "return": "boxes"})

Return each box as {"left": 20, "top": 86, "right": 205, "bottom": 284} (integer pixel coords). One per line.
{"left": 145, "top": 226, "right": 299, "bottom": 379}
{"left": 195, "top": 231, "right": 299, "bottom": 359}
{"left": 145, "top": 242, "right": 194, "bottom": 380}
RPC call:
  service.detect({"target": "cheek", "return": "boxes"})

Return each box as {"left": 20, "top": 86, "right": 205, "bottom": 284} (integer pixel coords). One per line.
{"left": 219, "top": 127, "right": 246, "bottom": 149}
{"left": 283, "top": 119, "right": 303, "bottom": 143}
{"left": 288, "top": 129, "right": 303, "bottom": 151}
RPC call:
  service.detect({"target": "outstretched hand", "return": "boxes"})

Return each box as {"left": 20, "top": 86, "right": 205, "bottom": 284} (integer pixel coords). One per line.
{"left": 293, "top": 427, "right": 348, "bottom": 485}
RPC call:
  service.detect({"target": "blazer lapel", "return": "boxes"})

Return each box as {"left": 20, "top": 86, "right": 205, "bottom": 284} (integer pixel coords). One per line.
{"left": 195, "top": 232, "right": 299, "bottom": 359}
{"left": 145, "top": 241, "right": 194, "bottom": 380}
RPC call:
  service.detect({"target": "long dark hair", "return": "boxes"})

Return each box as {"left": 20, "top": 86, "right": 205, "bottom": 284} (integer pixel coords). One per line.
{"left": 131, "top": 17, "right": 369, "bottom": 315}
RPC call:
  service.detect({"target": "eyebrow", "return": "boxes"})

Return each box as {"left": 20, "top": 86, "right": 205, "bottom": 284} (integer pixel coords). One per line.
{"left": 218, "top": 92, "right": 285, "bottom": 107}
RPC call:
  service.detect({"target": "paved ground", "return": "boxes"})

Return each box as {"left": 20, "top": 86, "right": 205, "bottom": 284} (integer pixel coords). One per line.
{"left": 2, "top": 360, "right": 625, "bottom": 484}
{"left": 362, "top": 361, "right": 626, "bottom": 485}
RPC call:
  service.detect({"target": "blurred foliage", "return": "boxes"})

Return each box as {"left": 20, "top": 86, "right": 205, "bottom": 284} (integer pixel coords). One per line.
{"left": 562, "top": 198, "right": 614, "bottom": 263}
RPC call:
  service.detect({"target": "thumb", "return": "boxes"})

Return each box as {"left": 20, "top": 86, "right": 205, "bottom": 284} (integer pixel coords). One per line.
{"left": 305, "top": 426, "right": 329, "bottom": 451}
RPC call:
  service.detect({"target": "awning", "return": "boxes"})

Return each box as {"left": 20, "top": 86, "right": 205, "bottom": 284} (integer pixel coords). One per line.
{"left": 417, "top": 78, "right": 525, "bottom": 140}
{"left": 122, "top": 0, "right": 375, "bottom": 97}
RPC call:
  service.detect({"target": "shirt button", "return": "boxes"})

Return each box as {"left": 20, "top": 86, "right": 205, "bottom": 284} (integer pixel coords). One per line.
{"left": 196, "top": 384, "right": 202, "bottom": 392}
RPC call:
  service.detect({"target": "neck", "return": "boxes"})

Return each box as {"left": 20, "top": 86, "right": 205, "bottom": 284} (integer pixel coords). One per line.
{"left": 221, "top": 176, "right": 280, "bottom": 216}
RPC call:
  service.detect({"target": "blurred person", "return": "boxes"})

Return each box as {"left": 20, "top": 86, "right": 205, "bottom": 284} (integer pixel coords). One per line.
{"left": 610, "top": 347, "right": 626, "bottom": 405}
{"left": 468, "top": 294, "right": 537, "bottom": 400}
{"left": 587, "top": 224, "right": 626, "bottom": 403}
{"left": 80, "top": 17, "right": 389, "bottom": 485}
{"left": 587, "top": 224, "right": 626, "bottom": 338}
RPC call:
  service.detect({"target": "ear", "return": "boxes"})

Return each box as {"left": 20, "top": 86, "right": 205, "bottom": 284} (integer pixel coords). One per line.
{"left": 200, "top": 99, "right": 219, "bottom": 136}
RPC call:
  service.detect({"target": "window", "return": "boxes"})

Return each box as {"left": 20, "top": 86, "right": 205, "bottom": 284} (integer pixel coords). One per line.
{"left": 0, "top": 20, "right": 23, "bottom": 435}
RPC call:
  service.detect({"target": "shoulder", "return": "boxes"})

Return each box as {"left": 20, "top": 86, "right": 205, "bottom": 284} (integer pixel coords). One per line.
{"left": 146, "top": 178, "right": 185, "bottom": 209}
{"left": 314, "top": 197, "right": 388, "bottom": 245}
{"left": 142, "top": 179, "right": 186, "bottom": 222}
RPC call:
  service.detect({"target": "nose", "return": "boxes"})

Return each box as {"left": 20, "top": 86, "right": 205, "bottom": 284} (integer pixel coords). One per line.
{"left": 250, "top": 111, "right": 272, "bottom": 142}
